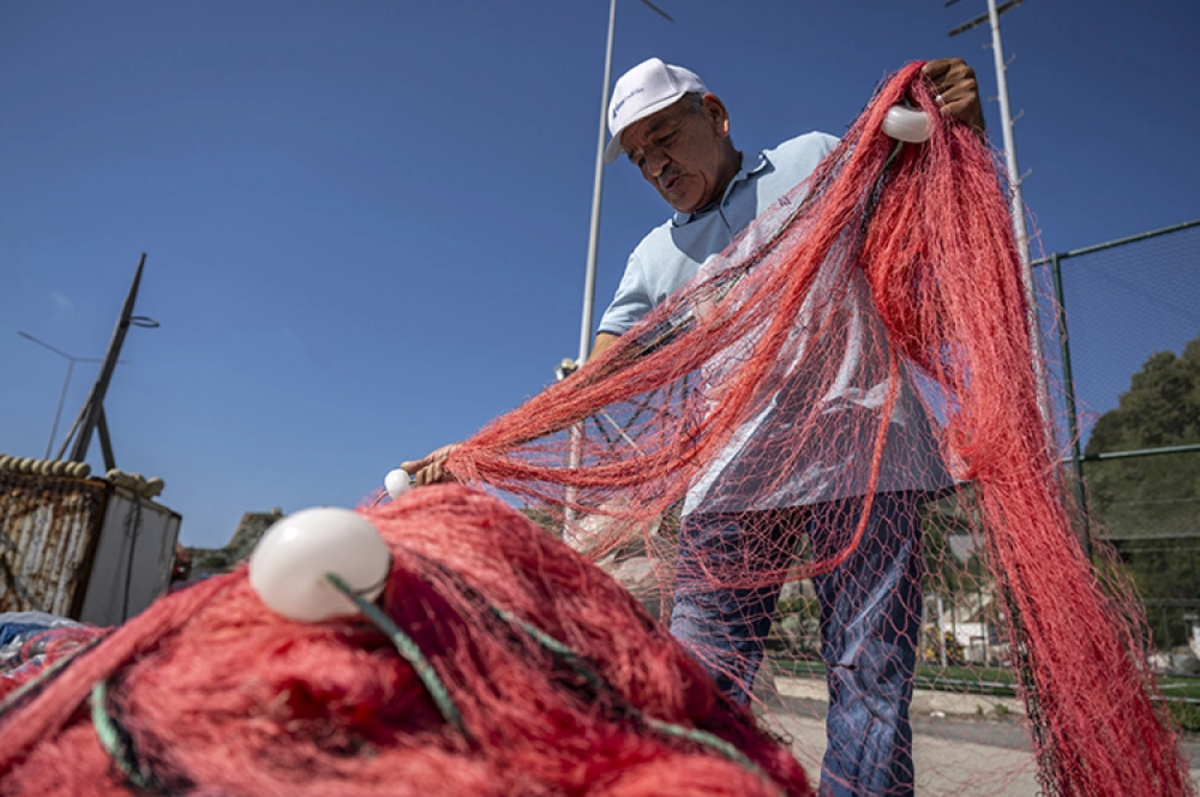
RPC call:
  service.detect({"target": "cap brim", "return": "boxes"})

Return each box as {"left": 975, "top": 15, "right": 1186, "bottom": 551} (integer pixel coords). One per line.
{"left": 603, "top": 135, "right": 625, "bottom": 164}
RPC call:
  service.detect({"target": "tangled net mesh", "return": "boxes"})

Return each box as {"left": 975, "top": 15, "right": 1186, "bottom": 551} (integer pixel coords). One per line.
{"left": 1, "top": 486, "right": 810, "bottom": 796}
{"left": 0, "top": 62, "right": 1189, "bottom": 796}
{"left": 440, "top": 61, "right": 1189, "bottom": 795}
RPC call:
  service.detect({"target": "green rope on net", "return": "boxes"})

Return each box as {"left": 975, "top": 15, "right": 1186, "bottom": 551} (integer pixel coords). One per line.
{"left": 324, "top": 571, "right": 467, "bottom": 737}
{"left": 488, "top": 604, "right": 779, "bottom": 792}
{"left": 90, "top": 679, "right": 169, "bottom": 793}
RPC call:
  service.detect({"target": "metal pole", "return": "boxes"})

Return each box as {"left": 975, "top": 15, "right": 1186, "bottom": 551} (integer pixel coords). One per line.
{"left": 983, "top": 0, "right": 1052, "bottom": 437}
{"left": 17, "top": 331, "right": 103, "bottom": 459}
{"left": 578, "top": 0, "right": 618, "bottom": 368}
{"left": 564, "top": 0, "right": 618, "bottom": 536}
{"left": 937, "top": 593, "right": 948, "bottom": 668}
{"left": 951, "top": 2, "right": 1050, "bottom": 440}
{"left": 48, "top": 360, "right": 76, "bottom": 459}
{"left": 1031, "top": 218, "right": 1200, "bottom": 265}
{"left": 564, "top": 1, "right": 674, "bottom": 538}
{"left": 1085, "top": 442, "right": 1200, "bottom": 462}
{"left": 987, "top": 0, "right": 1032, "bottom": 287}
{"left": 66, "top": 253, "right": 157, "bottom": 464}
{"left": 576, "top": 0, "right": 672, "bottom": 367}
{"left": 1050, "top": 252, "right": 1093, "bottom": 557}
{"left": 988, "top": 0, "right": 1027, "bottom": 261}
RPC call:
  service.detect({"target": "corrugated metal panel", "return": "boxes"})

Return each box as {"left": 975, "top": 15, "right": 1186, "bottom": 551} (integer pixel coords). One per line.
{"left": 77, "top": 486, "right": 181, "bottom": 626}
{"left": 0, "top": 472, "right": 107, "bottom": 617}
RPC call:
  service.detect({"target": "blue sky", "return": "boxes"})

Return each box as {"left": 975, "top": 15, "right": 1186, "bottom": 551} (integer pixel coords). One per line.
{"left": 3, "top": 1, "right": 1198, "bottom": 548}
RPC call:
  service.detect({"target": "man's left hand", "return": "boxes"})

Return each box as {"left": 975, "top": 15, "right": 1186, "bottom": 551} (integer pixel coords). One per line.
{"left": 923, "top": 58, "right": 985, "bottom": 133}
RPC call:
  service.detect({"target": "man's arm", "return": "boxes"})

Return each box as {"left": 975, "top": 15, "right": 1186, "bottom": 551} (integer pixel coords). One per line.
{"left": 591, "top": 331, "right": 620, "bottom": 360}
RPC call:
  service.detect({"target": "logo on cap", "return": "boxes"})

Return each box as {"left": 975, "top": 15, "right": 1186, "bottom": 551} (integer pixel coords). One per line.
{"left": 611, "top": 87, "right": 645, "bottom": 120}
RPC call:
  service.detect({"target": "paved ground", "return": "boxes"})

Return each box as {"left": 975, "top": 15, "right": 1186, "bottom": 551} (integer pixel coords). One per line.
{"left": 767, "top": 676, "right": 1200, "bottom": 795}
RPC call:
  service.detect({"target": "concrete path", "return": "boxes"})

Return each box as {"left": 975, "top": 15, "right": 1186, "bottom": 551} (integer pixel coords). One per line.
{"left": 767, "top": 676, "right": 1200, "bottom": 795}
{"left": 767, "top": 709, "right": 1041, "bottom": 796}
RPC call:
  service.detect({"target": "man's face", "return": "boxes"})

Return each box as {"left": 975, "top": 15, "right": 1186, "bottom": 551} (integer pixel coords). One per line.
{"left": 620, "top": 95, "right": 736, "bottom": 214}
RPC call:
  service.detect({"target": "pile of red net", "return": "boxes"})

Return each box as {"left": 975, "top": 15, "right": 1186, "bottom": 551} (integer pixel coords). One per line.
{"left": 0, "top": 485, "right": 809, "bottom": 796}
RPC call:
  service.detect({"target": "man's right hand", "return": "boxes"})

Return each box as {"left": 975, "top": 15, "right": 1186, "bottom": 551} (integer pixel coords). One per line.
{"left": 922, "top": 58, "right": 985, "bottom": 133}
{"left": 400, "top": 442, "right": 462, "bottom": 486}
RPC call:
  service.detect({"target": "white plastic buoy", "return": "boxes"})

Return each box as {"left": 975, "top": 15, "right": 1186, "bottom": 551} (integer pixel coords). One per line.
{"left": 384, "top": 467, "right": 416, "bottom": 499}
{"left": 249, "top": 507, "right": 391, "bottom": 622}
{"left": 882, "top": 105, "right": 932, "bottom": 143}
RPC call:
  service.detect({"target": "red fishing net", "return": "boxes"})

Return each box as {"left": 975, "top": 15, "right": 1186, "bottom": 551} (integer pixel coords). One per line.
{"left": 0, "top": 486, "right": 810, "bottom": 796}
{"left": 438, "top": 62, "right": 1189, "bottom": 794}
{"left": 0, "top": 63, "right": 1188, "bottom": 796}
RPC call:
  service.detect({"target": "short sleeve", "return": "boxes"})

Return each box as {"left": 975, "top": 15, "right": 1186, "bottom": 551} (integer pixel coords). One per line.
{"left": 597, "top": 251, "right": 654, "bottom": 336}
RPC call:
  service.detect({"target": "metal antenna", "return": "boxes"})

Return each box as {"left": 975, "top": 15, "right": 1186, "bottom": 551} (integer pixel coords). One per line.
{"left": 17, "top": 331, "right": 104, "bottom": 459}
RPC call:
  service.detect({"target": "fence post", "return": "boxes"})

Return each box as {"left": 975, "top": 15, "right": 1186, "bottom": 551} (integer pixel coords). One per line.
{"left": 1049, "top": 252, "right": 1092, "bottom": 559}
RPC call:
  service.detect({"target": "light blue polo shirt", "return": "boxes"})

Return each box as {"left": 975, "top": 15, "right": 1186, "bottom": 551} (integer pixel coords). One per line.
{"left": 599, "top": 132, "right": 839, "bottom": 336}
{"left": 597, "top": 131, "right": 953, "bottom": 512}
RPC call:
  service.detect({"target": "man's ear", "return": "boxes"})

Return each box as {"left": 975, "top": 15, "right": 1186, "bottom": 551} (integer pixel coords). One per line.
{"left": 701, "top": 94, "right": 731, "bottom": 139}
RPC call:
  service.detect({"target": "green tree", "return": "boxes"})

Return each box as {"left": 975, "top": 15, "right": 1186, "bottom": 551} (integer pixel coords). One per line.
{"left": 1082, "top": 335, "right": 1200, "bottom": 646}
{"left": 1087, "top": 338, "right": 1200, "bottom": 454}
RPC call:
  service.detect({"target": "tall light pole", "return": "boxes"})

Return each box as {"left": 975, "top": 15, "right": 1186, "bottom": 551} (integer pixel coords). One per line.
{"left": 562, "top": 2, "right": 673, "bottom": 536}
{"left": 949, "top": 0, "right": 1031, "bottom": 275}
{"left": 17, "top": 331, "right": 103, "bottom": 459}
{"left": 948, "top": 0, "right": 1051, "bottom": 433}
{"left": 576, "top": 0, "right": 674, "bottom": 368}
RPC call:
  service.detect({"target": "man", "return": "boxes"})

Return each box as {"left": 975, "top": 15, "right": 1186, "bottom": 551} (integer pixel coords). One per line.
{"left": 405, "top": 56, "right": 983, "bottom": 796}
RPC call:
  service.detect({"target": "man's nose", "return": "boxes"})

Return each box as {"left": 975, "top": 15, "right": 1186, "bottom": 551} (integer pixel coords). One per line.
{"left": 643, "top": 151, "right": 669, "bottom": 179}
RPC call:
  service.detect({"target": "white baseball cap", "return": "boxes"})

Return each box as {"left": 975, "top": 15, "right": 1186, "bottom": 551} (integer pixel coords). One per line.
{"left": 604, "top": 57, "right": 708, "bottom": 164}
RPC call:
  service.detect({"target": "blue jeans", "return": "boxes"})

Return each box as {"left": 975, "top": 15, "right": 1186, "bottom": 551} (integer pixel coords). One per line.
{"left": 670, "top": 492, "right": 927, "bottom": 797}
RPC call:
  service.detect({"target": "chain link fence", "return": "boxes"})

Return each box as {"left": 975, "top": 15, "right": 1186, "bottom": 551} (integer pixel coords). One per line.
{"left": 1038, "top": 219, "right": 1200, "bottom": 664}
